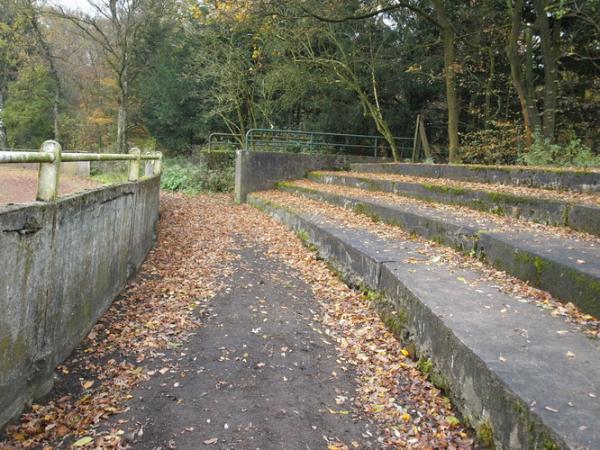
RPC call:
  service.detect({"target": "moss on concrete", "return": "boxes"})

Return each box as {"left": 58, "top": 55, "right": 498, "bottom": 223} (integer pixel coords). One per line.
{"left": 476, "top": 419, "right": 496, "bottom": 449}
{"left": 0, "top": 336, "right": 26, "bottom": 374}
{"left": 421, "top": 183, "right": 466, "bottom": 196}
{"left": 353, "top": 202, "right": 381, "bottom": 223}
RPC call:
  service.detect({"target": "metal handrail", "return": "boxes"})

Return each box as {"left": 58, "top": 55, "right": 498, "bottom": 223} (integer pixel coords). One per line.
{"left": 207, "top": 133, "right": 242, "bottom": 151}
{"left": 0, "top": 140, "right": 163, "bottom": 202}
{"left": 244, "top": 128, "right": 414, "bottom": 157}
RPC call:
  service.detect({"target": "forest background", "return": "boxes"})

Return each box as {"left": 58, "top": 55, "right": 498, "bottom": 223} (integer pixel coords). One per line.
{"left": 0, "top": 0, "right": 598, "bottom": 174}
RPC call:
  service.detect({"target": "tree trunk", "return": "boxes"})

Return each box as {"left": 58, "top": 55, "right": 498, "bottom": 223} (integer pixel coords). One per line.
{"left": 53, "top": 90, "right": 60, "bottom": 142}
{"left": 484, "top": 48, "right": 495, "bottom": 125}
{"left": 534, "top": 0, "right": 558, "bottom": 141}
{"left": 0, "top": 90, "right": 7, "bottom": 149}
{"left": 506, "top": 0, "right": 541, "bottom": 137}
{"left": 117, "top": 80, "right": 128, "bottom": 153}
{"left": 431, "top": 0, "right": 460, "bottom": 163}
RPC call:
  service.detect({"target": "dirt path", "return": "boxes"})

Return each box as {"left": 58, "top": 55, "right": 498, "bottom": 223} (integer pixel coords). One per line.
{"left": 109, "top": 245, "right": 377, "bottom": 449}
{"left": 0, "top": 166, "right": 101, "bottom": 205}
{"left": 0, "top": 193, "right": 473, "bottom": 449}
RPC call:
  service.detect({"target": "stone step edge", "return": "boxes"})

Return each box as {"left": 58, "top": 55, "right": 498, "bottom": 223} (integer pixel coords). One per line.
{"left": 307, "top": 172, "right": 600, "bottom": 238}
{"left": 349, "top": 162, "right": 600, "bottom": 193}
{"left": 278, "top": 183, "right": 600, "bottom": 318}
{"left": 247, "top": 193, "right": 570, "bottom": 450}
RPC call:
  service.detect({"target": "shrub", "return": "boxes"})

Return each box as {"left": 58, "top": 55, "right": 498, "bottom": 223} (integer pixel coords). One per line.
{"left": 160, "top": 157, "right": 235, "bottom": 193}
{"left": 460, "top": 122, "right": 526, "bottom": 165}
{"left": 518, "top": 135, "right": 600, "bottom": 168}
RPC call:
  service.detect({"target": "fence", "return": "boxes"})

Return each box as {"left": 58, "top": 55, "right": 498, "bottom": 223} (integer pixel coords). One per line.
{"left": 0, "top": 140, "right": 162, "bottom": 202}
{"left": 244, "top": 128, "right": 415, "bottom": 158}
{"left": 207, "top": 132, "right": 242, "bottom": 151}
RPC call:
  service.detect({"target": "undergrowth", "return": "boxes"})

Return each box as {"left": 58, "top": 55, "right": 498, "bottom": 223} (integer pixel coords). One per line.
{"left": 518, "top": 135, "right": 600, "bottom": 168}
{"left": 160, "top": 157, "right": 234, "bottom": 193}
{"left": 90, "top": 156, "right": 235, "bottom": 193}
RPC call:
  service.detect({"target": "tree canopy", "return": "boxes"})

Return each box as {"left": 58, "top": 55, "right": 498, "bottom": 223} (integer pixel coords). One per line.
{"left": 0, "top": 0, "right": 597, "bottom": 163}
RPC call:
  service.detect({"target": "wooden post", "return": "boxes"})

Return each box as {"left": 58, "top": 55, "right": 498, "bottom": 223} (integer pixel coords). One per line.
{"left": 128, "top": 147, "right": 140, "bottom": 181}
{"left": 411, "top": 115, "right": 422, "bottom": 162}
{"left": 36, "top": 140, "right": 61, "bottom": 201}
{"left": 419, "top": 116, "right": 433, "bottom": 160}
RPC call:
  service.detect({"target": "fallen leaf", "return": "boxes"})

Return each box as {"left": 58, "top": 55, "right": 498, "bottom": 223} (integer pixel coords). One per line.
{"left": 73, "top": 436, "right": 94, "bottom": 447}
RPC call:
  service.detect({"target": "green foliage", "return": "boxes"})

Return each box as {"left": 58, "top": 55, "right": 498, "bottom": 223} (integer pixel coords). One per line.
{"left": 519, "top": 135, "right": 600, "bottom": 168}
{"left": 160, "top": 157, "right": 234, "bottom": 193}
{"left": 90, "top": 171, "right": 128, "bottom": 185}
{"left": 3, "top": 64, "right": 54, "bottom": 148}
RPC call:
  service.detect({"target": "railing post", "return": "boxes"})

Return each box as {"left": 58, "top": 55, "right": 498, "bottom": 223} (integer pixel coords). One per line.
{"left": 128, "top": 147, "right": 140, "bottom": 181}
{"left": 373, "top": 136, "right": 378, "bottom": 158}
{"left": 36, "top": 140, "right": 61, "bottom": 201}
{"left": 153, "top": 152, "right": 163, "bottom": 175}
{"left": 144, "top": 153, "right": 154, "bottom": 177}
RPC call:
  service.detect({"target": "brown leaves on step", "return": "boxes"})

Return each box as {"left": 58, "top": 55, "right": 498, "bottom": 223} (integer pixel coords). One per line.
{"left": 316, "top": 170, "right": 600, "bottom": 208}
{"left": 257, "top": 189, "right": 600, "bottom": 337}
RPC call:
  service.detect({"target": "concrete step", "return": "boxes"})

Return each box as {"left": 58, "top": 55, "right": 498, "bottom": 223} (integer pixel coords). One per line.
{"left": 349, "top": 162, "right": 600, "bottom": 193}
{"left": 248, "top": 190, "right": 600, "bottom": 450}
{"left": 308, "top": 171, "right": 600, "bottom": 238}
{"left": 278, "top": 181, "right": 600, "bottom": 318}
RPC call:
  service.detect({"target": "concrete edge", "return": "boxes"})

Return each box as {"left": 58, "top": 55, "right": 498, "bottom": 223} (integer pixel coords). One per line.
{"left": 247, "top": 193, "right": 570, "bottom": 450}
{"left": 349, "top": 163, "right": 600, "bottom": 193}
{"left": 234, "top": 151, "right": 390, "bottom": 203}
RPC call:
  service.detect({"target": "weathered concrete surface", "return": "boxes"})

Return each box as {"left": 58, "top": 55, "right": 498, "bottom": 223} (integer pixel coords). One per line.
{"left": 0, "top": 177, "right": 160, "bottom": 430}
{"left": 309, "top": 172, "right": 600, "bottom": 237}
{"left": 235, "top": 151, "right": 389, "bottom": 203}
{"left": 101, "top": 245, "right": 377, "bottom": 449}
{"left": 249, "top": 193, "right": 600, "bottom": 450}
{"left": 279, "top": 183, "right": 600, "bottom": 318}
{"left": 350, "top": 162, "right": 600, "bottom": 193}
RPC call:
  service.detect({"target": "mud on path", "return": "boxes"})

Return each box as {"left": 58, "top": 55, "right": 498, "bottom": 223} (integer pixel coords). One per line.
{"left": 0, "top": 193, "right": 473, "bottom": 449}
{"left": 0, "top": 166, "right": 101, "bottom": 205}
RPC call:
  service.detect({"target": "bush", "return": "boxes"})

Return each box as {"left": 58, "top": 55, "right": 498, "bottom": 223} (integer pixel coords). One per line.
{"left": 518, "top": 135, "right": 600, "bottom": 168}
{"left": 160, "top": 157, "right": 235, "bottom": 193}
{"left": 460, "top": 122, "right": 526, "bottom": 165}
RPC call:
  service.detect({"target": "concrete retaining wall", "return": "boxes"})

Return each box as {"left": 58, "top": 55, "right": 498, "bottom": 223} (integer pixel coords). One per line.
{"left": 0, "top": 176, "right": 160, "bottom": 430}
{"left": 235, "top": 150, "right": 390, "bottom": 203}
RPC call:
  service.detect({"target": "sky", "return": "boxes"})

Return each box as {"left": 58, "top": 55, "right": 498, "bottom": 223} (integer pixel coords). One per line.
{"left": 52, "top": 0, "right": 98, "bottom": 15}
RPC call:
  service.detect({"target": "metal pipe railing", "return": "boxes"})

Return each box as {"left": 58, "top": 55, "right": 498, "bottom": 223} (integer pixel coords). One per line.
{"left": 244, "top": 128, "right": 414, "bottom": 157}
{"left": 0, "top": 140, "right": 163, "bottom": 202}
{"left": 207, "top": 132, "right": 242, "bottom": 151}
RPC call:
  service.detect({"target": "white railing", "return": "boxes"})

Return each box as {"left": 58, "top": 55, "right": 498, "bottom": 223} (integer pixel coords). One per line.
{"left": 0, "top": 140, "right": 162, "bottom": 201}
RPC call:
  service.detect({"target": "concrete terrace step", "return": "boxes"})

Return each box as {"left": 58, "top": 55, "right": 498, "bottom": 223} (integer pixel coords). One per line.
{"left": 278, "top": 181, "right": 600, "bottom": 318}
{"left": 350, "top": 162, "right": 600, "bottom": 193}
{"left": 248, "top": 191, "right": 600, "bottom": 450}
{"left": 308, "top": 171, "right": 600, "bottom": 238}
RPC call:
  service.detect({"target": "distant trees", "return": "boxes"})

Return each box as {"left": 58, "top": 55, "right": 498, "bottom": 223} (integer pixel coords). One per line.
{"left": 0, "top": 0, "right": 597, "bottom": 161}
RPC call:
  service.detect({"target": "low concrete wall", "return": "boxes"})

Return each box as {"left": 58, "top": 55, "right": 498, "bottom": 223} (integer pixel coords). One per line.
{"left": 235, "top": 150, "right": 390, "bottom": 203}
{"left": 0, "top": 176, "right": 160, "bottom": 430}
